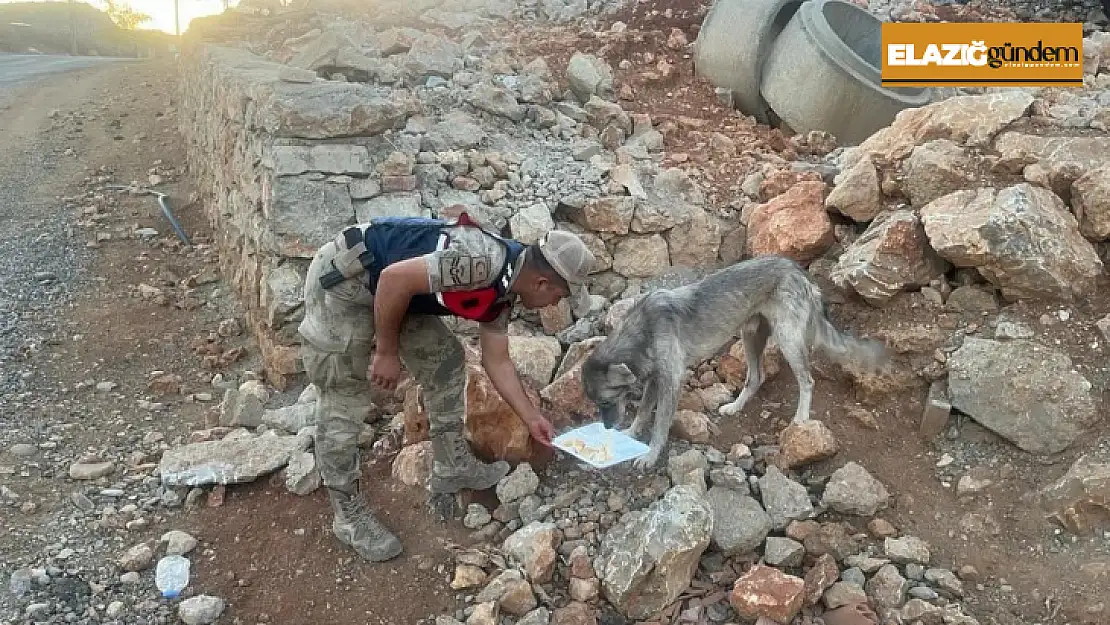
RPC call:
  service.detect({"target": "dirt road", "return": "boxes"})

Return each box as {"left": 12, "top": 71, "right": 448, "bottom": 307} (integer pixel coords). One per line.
{"left": 0, "top": 53, "right": 129, "bottom": 88}
{"left": 0, "top": 57, "right": 469, "bottom": 625}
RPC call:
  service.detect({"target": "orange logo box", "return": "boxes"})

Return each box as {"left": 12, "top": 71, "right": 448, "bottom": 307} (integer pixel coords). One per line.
{"left": 881, "top": 22, "right": 1085, "bottom": 87}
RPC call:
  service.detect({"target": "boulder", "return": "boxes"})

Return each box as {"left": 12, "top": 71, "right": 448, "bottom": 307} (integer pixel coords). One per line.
{"left": 994, "top": 132, "right": 1110, "bottom": 197}
{"left": 777, "top": 421, "right": 839, "bottom": 469}
{"left": 1040, "top": 447, "right": 1110, "bottom": 535}
{"left": 920, "top": 184, "right": 1103, "bottom": 302}
{"left": 707, "top": 487, "right": 773, "bottom": 556}
{"left": 666, "top": 204, "right": 722, "bottom": 268}
{"left": 822, "top": 462, "right": 891, "bottom": 516}
{"left": 901, "top": 139, "right": 978, "bottom": 208}
{"left": 825, "top": 158, "right": 883, "bottom": 223}
{"left": 1071, "top": 164, "right": 1110, "bottom": 241}
{"left": 746, "top": 181, "right": 835, "bottom": 264}
{"left": 612, "top": 234, "right": 671, "bottom": 278}
{"left": 566, "top": 53, "right": 615, "bottom": 103}
{"left": 843, "top": 92, "right": 1034, "bottom": 167}
{"left": 596, "top": 485, "right": 713, "bottom": 619}
{"left": 831, "top": 210, "right": 948, "bottom": 305}
{"left": 503, "top": 522, "right": 561, "bottom": 583}
{"left": 508, "top": 335, "right": 563, "bottom": 388}
{"left": 947, "top": 338, "right": 1100, "bottom": 454}
{"left": 730, "top": 564, "right": 805, "bottom": 624}
{"left": 159, "top": 430, "right": 311, "bottom": 487}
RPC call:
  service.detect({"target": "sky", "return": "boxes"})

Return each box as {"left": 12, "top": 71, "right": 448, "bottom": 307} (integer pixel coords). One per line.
{"left": 1, "top": 0, "right": 235, "bottom": 35}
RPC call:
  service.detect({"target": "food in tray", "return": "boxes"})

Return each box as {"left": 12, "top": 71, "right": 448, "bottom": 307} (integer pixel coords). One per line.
{"left": 560, "top": 435, "right": 615, "bottom": 464}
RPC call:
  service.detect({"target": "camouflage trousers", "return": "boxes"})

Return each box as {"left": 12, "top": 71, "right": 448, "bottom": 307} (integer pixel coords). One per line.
{"left": 298, "top": 241, "right": 467, "bottom": 491}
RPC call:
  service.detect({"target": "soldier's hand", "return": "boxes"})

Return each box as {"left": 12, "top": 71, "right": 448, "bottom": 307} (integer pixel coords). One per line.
{"left": 369, "top": 352, "right": 402, "bottom": 391}
{"left": 525, "top": 415, "right": 555, "bottom": 447}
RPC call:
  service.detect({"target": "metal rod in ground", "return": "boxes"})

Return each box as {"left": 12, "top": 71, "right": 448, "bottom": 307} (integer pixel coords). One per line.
{"left": 104, "top": 185, "right": 192, "bottom": 246}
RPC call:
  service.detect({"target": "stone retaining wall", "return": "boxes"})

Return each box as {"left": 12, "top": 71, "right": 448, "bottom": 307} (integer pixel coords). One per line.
{"left": 179, "top": 43, "right": 426, "bottom": 389}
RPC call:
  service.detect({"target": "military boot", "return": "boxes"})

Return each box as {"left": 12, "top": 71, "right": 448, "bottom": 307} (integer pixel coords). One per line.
{"left": 327, "top": 483, "right": 403, "bottom": 562}
{"left": 428, "top": 430, "right": 511, "bottom": 494}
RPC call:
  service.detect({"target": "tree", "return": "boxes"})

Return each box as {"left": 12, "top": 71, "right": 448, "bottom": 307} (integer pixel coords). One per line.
{"left": 102, "top": 0, "right": 153, "bottom": 30}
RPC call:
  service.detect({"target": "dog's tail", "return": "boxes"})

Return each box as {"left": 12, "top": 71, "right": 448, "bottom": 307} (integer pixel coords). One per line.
{"left": 805, "top": 281, "right": 891, "bottom": 375}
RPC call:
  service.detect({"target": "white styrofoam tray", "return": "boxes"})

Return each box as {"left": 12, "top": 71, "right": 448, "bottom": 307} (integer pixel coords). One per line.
{"left": 552, "top": 422, "right": 650, "bottom": 469}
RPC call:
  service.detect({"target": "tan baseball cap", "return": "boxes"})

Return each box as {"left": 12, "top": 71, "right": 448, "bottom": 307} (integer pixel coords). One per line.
{"left": 537, "top": 230, "right": 596, "bottom": 312}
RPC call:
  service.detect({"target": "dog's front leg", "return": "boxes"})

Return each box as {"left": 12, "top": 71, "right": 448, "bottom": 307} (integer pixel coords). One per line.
{"left": 634, "top": 372, "right": 680, "bottom": 470}
{"left": 623, "top": 379, "right": 656, "bottom": 440}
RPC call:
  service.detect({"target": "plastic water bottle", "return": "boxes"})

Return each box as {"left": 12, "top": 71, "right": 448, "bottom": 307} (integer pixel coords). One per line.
{"left": 155, "top": 555, "right": 190, "bottom": 599}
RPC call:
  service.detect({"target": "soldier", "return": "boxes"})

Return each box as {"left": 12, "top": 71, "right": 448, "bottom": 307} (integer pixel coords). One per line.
{"left": 298, "top": 208, "right": 596, "bottom": 562}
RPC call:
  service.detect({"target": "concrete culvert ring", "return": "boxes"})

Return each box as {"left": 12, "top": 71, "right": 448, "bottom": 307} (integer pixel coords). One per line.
{"left": 693, "top": 0, "right": 805, "bottom": 125}
{"left": 759, "top": 0, "right": 933, "bottom": 146}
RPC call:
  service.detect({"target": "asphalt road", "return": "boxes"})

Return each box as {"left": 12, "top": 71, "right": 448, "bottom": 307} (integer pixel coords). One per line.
{"left": 0, "top": 53, "right": 126, "bottom": 89}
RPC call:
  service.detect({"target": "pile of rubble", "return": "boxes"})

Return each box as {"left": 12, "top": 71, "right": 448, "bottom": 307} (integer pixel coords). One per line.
{"left": 422, "top": 443, "right": 985, "bottom": 625}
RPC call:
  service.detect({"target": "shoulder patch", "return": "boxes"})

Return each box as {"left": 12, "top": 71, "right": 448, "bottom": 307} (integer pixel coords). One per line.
{"left": 439, "top": 254, "right": 491, "bottom": 288}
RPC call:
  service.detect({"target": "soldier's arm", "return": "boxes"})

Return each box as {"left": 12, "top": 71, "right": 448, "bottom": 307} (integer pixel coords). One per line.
{"left": 373, "top": 257, "right": 431, "bottom": 357}
{"left": 478, "top": 317, "right": 548, "bottom": 430}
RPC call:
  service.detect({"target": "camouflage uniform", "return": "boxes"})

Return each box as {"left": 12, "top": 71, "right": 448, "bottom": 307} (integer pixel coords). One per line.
{"left": 298, "top": 223, "right": 522, "bottom": 562}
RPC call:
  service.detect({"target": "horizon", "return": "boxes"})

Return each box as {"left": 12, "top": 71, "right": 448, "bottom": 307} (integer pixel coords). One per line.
{"left": 0, "top": 0, "right": 235, "bottom": 35}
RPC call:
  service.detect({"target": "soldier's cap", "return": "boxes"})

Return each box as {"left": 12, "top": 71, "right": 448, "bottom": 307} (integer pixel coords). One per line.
{"left": 536, "top": 229, "right": 596, "bottom": 310}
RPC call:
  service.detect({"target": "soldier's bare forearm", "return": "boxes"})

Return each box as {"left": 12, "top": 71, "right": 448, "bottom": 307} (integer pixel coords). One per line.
{"left": 478, "top": 325, "right": 543, "bottom": 423}
{"left": 483, "top": 357, "right": 543, "bottom": 423}
{"left": 373, "top": 260, "right": 429, "bottom": 355}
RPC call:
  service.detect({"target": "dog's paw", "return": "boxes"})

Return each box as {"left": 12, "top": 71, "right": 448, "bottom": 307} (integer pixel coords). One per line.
{"left": 621, "top": 426, "right": 643, "bottom": 440}
{"left": 633, "top": 450, "right": 661, "bottom": 470}
{"left": 719, "top": 401, "right": 741, "bottom": 417}
{"left": 791, "top": 413, "right": 812, "bottom": 425}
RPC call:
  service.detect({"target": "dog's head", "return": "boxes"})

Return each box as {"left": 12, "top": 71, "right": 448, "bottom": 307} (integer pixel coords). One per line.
{"left": 581, "top": 355, "right": 638, "bottom": 429}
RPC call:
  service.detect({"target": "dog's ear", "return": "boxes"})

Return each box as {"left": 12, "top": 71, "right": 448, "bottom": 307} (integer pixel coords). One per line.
{"left": 607, "top": 362, "right": 637, "bottom": 387}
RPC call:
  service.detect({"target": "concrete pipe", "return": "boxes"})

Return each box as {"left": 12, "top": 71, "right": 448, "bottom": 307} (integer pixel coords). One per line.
{"left": 759, "top": 0, "right": 933, "bottom": 146}
{"left": 693, "top": 0, "right": 804, "bottom": 125}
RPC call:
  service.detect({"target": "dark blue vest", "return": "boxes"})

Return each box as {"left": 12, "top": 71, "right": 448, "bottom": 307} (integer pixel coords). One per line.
{"left": 362, "top": 215, "right": 525, "bottom": 323}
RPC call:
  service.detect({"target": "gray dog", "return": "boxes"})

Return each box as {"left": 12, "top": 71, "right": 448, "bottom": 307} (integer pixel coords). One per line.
{"left": 581, "top": 255, "right": 890, "bottom": 469}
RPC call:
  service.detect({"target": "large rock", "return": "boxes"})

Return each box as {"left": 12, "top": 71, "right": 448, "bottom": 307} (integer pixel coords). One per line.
{"left": 565, "top": 197, "right": 634, "bottom": 234}
{"left": 266, "top": 143, "right": 370, "bottom": 176}
{"left": 1071, "top": 164, "right": 1110, "bottom": 241}
{"left": 406, "top": 349, "right": 553, "bottom": 465}
{"left": 596, "top": 485, "right": 713, "bottom": 619}
{"left": 612, "top": 234, "right": 670, "bottom": 278}
{"left": 831, "top": 210, "right": 948, "bottom": 305}
{"left": 901, "top": 139, "right": 978, "bottom": 208}
{"left": 265, "top": 175, "right": 355, "bottom": 258}
{"left": 508, "top": 336, "right": 563, "bottom": 388}
{"left": 541, "top": 338, "right": 604, "bottom": 417}
{"left": 730, "top": 564, "right": 806, "bottom": 624}
{"left": 424, "top": 111, "right": 487, "bottom": 151}
{"left": 392, "top": 441, "right": 433, "bottom": 487}
{"left": 503, "top": 522, "right": 561, "bottom": 583}
{"left": 946, "top": 338, "right": 1101, "bottom": 454}
{"left": 777, "top": 421, "right": 839, "bottom": 469}
{"left": 262, "top": 80, "right": 417, "bottom": 140}
{"left": 510, "top": 204, "right": 556, "bottom": 245}
{"left": 758, "top": 466, "right": 814, "bottom": 530}
{"left": 566, "top": 53, "right": 615, "bottom": 103}
{"left": 631, "top": 168, "right": 699, "bottom": 232}
{"left": 1040, "top": 447, "right": 1110, "bottom": 535}
{"left": 843, "top": 92, "right": 1034, "bottom": 166}
{"left": 746, "top": 181, "right": 835, "bottom": 264}
{"left": 706, "top": 487, "right": 773, "bottom": 555}
{"left": 158, "top": 430, "right": 311, "bottom": 487}
{"left": 920, "top": 184, "right": 1103, "bottom": 302}
{"left": 994, "top": 132, "right": 1110, "bottom": 195}
{"left": 468, "top": 84, "right": 526, "bottom": 122}
{"left": 825, "top": 158, "right": 883, "bottom": 223}
{"left": 822, "top": 462, "right": 890, "bottom": 516}
{"left": 666, "top": 204, "right": 722, "bottom": 268}
{"left": 402, "top": 34, "right": 463, "bottom": 78}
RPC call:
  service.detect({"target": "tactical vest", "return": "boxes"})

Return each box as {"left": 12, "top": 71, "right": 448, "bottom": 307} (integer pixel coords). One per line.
{"left": 320, "top": 213, "right": 524, "bottom": 323}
